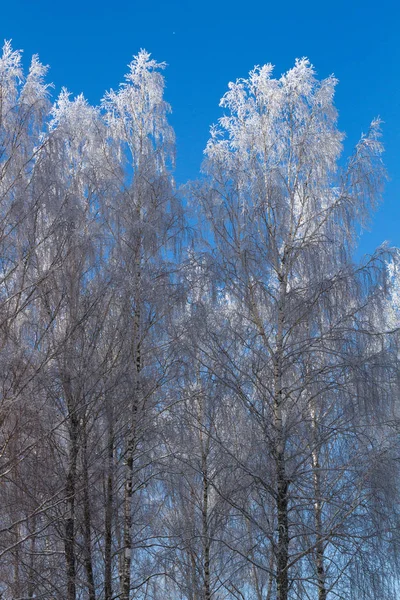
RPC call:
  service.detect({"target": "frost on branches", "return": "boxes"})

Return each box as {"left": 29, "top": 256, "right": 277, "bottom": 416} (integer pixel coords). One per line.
{"left": 0, "top": 42, "right": 399, "bottom": 600}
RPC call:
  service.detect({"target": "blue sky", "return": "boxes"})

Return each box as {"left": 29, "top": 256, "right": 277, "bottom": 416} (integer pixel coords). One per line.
{"left": 1, "top": 0, "right": 398, "bottom": 255}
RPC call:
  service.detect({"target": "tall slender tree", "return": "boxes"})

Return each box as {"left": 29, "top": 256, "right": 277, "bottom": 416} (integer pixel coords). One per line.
{"left": 102, "top": 50, "right": 182, "bottom": 600}
{"left": 0, "top": 41, "right": 399, "bottom": 600}
{"left": 196, "top": 58, "right": 399, "bottom": 600}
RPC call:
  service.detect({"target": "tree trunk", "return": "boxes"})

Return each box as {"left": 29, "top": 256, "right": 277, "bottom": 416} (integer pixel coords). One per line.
{"left": 13, "top": 523, "right": 21, "bottom": 599}
{"left": 201, "top": 451, "right": 211, "bottom": 600}
{"left": 104, "top": 410, "right": 114, "bottom": 600}
{"left": 121, "top": 434, "right": 135, "bottom": 600}
{"left": 82, "top": 417, "right": 96, "bottom": 600}
{"left": 27, "top": 513, "right": 37, "bottom": 598}
{"left": 276, "top": 456, "right": 289, "bottom": 600}
{"left": 311, "top": 407, "right": 327, "bottom": 600}
{"left": 65, "top": 410, "right": 78, "bottom": 600}
{"left": 274, "top": 274, "right": 289, "bottom": 600}
{"left": 121, "top": 304, "right": 141, "bottom": 600}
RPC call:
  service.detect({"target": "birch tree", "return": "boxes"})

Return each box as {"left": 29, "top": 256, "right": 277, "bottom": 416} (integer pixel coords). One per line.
{"left": 197, "top": 58, "right": 399, "bottom": 600}
{"left": 30, "top": 89, "right": 111, "bottom": 600}
{"left": 0, "top": 41, "right": 398, "bottom": 600}
{"left": 0, "top": 42, "right": 56, "bottom": 595}
{"left": 102, "top": 50, "right": 182, "bottom": 600}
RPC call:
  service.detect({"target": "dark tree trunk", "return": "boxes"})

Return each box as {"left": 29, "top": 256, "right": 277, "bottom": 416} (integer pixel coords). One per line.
{"left": 311, "top": 409, "right": 327, "bottom": 600}
{"left": 274, "top": 274, "right": 290, "bottom": 600}
{"left": 104, "top": 412, "right": 114, "bottom": 600}
{"left": 276, "top": 459, "right": 289, "bottom": 600}
{"left": 82, "top": 417, "right": 96, "bottom": 600}
{"left": 201, "top": 456, "right": 211, "bottom": 600}
{"left": 121, "top": 305, "right": 141, "bottom": 600}
{"left": 65, "top": 411, "right": 79, "bottom": 600}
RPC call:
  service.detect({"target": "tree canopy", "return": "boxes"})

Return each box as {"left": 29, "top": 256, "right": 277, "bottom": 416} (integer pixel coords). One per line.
{"left": 0, "top": 42, "right": 399, "bottom": 600}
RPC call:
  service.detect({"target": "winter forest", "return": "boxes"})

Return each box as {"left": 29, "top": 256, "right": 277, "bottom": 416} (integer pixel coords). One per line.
{"left": 1, "top": 39, "right": 400, "bottom": 600}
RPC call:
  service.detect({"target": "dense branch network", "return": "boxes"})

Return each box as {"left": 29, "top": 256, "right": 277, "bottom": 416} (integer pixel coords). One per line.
{"left": 0, "top": 42, "right": 399, "bottom": 600}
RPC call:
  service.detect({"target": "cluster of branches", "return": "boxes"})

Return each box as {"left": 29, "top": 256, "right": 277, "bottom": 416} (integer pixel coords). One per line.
{"left": 0, "top": 41, "right": 400, "bottom": 600}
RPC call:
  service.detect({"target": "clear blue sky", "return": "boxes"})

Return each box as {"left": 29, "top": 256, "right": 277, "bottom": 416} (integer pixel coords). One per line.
{"left": 2, "top": 0, "right": 399, "bottom": 255}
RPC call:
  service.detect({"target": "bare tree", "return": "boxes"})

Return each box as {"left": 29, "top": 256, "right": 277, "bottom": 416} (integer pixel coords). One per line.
{"left": 195, "top": 58, "right": 400, "bottom": 600}
{"left": 0, "top": 42, "right": 398, "bottom": 600}
{"left": 101, "top": 50, "right": 182, "bottom": 600}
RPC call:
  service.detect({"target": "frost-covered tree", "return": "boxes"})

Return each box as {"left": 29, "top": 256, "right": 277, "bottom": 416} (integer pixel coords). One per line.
{"left": 196, "top": 58, "right": 400, "bottom": 600}
{"left": 101, "top": 50, "right": 183, "bottom": 600}
{"left": 0, "top": 41, "right": 399, "bottom": 600}
{"left": 30, "top": 88, "right": 111, "bottom": 600}
{"left": 0, "top": 41, "right": 56, "bottom": 597}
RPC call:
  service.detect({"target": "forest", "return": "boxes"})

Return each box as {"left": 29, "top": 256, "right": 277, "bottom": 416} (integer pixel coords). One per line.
{"left": 0, "top": 40, "right": 399, "bottom": 600}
